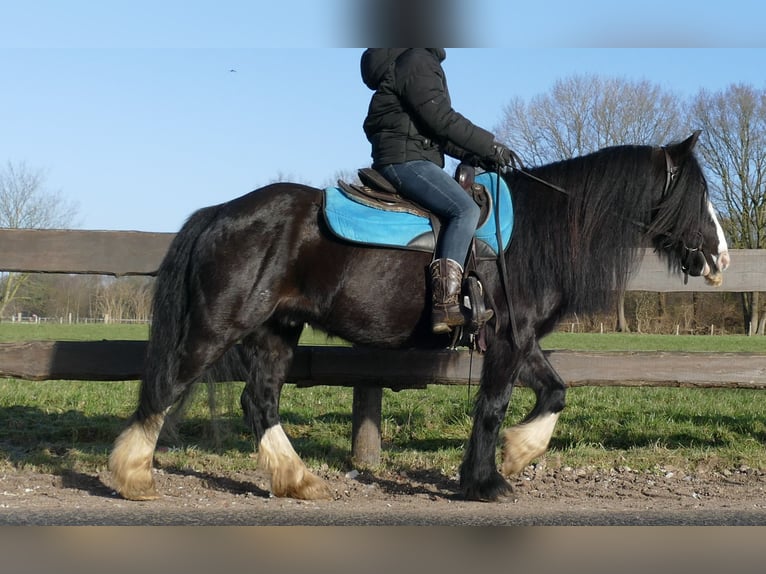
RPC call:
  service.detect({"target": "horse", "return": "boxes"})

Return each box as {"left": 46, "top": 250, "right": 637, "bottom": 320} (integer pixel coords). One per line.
{"left": 108, "top": 131, "right": 730, "bottom": 502}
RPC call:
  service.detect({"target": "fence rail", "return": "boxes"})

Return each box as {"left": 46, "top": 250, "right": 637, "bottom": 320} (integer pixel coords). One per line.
{"left": 0, "top": 340, "right": 763, "bottom": 389}
{"left": 1, "top": 229, "right": 764, "bottom": 290}
{"left": 1, "top": 229, "right": 765, "bottom": 463}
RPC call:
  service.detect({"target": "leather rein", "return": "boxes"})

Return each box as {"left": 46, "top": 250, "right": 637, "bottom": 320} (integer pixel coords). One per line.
{"left": 495, "top": 146, "right": 694, "bottom": 348}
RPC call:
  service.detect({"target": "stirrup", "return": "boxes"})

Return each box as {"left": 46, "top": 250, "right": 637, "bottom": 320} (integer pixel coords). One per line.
{"left": 462, "top": 276, "right": 494, "bottom": 332}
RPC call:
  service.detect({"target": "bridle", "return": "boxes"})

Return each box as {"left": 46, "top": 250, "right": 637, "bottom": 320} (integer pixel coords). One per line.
{"left": 495, "top": 145, "right": 710, "bottom": 345}
{"left": 513, "top": 145, "right": 708, "bottom": 277}
{"left": 512, "top": 145, "right": 678, "bottom": 202}
{"left": 659, "top": 146, "right": 707, "bottom": 283}
{"left": 662, "top": 145, "right": 680, "bottom": 195}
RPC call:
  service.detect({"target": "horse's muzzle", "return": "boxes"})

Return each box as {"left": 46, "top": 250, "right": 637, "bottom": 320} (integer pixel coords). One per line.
{"left": 703, "top": 250, "right": 730, "bottom": 286}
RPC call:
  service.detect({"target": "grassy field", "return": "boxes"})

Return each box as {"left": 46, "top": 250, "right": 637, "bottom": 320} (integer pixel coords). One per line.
{"left": 1, "top": 321, "right": 764, "bottom": 351}
{"left": 0, "top": 323, "right": 764, "bottom": 478}
{"left": 0, "top": 322, "right": 151, "bottom": 342}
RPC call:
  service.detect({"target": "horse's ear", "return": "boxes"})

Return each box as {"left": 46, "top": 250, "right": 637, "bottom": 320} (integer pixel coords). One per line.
{"left": 666, "top": 130, "right": 701, "bottom": 161}
{"left": 686, "top": 130, "right": 702, "bottom": 149}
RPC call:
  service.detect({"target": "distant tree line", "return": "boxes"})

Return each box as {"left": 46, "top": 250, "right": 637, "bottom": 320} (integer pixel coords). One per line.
{"left": 561, "top": 291, "right": 743, "bottom": 335}
{"left": 1, "top": 274, "right": 153, "bottom": 324}
{"left": 0, "top": 272, "right": 744, "bottom": 335}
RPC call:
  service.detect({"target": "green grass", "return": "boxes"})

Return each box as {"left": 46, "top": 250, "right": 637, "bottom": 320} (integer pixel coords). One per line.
{"left": 550, "top": 385, "right": 766, "bottom": 471}
{"left": 541, "top": 332, "right": 766, "bottom": 353}
{"left": 3, "top": 322, "right": 763, "bottom": 352}
{"left": 0, "top": 322, "right": 149, "bottom": 342}
{"left": 0, "top": 323, "right": 764, "bottom": 478}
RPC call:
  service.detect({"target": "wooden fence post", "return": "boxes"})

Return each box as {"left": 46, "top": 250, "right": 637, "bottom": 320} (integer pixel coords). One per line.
{"left": 351, "top": 385, "right": 383, "bottom": 467}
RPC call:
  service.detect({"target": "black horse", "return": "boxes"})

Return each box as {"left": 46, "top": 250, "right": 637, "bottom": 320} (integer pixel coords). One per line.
{"left": 109, "top": 132, "right": 729, "bottom": 502}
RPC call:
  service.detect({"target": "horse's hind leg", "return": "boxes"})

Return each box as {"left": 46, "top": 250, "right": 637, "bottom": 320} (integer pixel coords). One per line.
{"left": 109, "top": 410, "right": 166, "bottom": 500}
{"left": 109, "top": 337, "right": 232, "bottom": 500}
{"left": 240, "top": 324, "right": 331, "bottom": 500}
{"left": 501, "top": 342, "right": 566, "bottom": 476}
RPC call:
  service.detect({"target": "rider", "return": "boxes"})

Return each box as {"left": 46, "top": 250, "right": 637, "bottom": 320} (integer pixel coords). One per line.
{"left": 361, "top": 48, "right": 513, "bottom": 334}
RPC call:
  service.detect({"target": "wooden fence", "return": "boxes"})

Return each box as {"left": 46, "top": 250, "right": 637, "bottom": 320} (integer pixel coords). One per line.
{"left": 1, "top": 229, "right": 765, "bottom": 464}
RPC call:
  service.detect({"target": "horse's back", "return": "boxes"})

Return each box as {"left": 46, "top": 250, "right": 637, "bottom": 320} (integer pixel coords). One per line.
{"left": 183, "top": 182, "right": 322, "bottom": 252}
{"left": 219, "top": 182, "right": 322, "bottom": 223}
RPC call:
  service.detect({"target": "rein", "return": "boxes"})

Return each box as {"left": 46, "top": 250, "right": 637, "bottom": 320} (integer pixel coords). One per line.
{"left": 512, "top": 146, "right": 677, "bottom": 200}
{"left": 493, "top": 146, "right": 700, "bottom": 342}
{"left": 493, "top": 161, "right": 520, "bottom": 347}
{"left": 510, "top": 146, "right": 688, "bottom": 241}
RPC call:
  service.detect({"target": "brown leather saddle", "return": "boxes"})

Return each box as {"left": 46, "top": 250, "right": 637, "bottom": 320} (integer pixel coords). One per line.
{"left": 336, "top": 164, "right": 493, "bottom": 230}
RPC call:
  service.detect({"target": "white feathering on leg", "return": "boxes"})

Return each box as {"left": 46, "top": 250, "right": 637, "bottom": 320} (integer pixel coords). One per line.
{"left": 109, "top": 413, "right": 165, "bottom": 500}
{"left": 258, "top": 424, "right": 331, "bottom": 500}
{"left": 501, "top": 412, "right": 560, "bottom": 476}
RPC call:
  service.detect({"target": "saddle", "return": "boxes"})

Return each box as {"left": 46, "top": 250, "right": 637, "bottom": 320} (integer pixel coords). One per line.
{"left": 336, "top": 164, "right": 497, "bottom": 349}
{"left": 337, "top": 165, "right": 493, "bottom": 230}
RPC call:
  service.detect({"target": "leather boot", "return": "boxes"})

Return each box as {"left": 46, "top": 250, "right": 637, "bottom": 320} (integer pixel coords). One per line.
{"left": 429, "top": 258, "right": 466, "bottom": 334}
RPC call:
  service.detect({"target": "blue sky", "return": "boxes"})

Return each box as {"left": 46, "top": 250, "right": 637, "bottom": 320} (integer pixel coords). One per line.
{"left": 2, "top": 2, "right": 765, "bottom": 232}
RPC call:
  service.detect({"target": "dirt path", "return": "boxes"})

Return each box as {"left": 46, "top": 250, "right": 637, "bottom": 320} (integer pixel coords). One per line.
{"left": 2, "top": 460, "right": 764, "bottom": 525}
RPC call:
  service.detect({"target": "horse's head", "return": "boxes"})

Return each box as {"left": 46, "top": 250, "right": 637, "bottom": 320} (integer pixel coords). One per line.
{"left": 650, "top": 131, "right": 730, "bottom": 286}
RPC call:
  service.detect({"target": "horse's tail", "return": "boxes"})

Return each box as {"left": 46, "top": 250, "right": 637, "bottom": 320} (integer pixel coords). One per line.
{"left": 137, "top": 205, "right": 221, "bottom": 419}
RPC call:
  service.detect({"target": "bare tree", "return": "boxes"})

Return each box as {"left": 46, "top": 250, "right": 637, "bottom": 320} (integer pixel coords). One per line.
{"left": 95, "top": 278, "right": 127, "bottom": 323}
{"left": 94, "top": 276, "right": 154, "bottom": 323}
{"left": 0, "top": 161, "right": 79, "bottom": 317}
{"left": 689, "top": 84, "right": 766, "bottom": 334}
{"left": 496, "top": 74, "right": 685, "bottom": 165}
{"left": 131, "top": 277, "right": 154, "bottom": 322}
{"left": 45, "top": 275, "right": 99, "bottom": 321}
{"left": 495, "top": 75, "right": 686, "bottom": 331}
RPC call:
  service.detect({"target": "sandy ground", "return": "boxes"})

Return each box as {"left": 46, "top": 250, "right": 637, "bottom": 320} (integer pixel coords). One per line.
{"left": 1, "top": 458, "right": 764, "bottom": 525}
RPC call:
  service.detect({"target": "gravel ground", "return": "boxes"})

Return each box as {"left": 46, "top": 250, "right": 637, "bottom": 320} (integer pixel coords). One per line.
{"left": 1, "top": 459, "right": 764, "bottom": 525}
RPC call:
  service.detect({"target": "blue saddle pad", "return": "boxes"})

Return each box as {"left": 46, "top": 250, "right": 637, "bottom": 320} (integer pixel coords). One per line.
{"left": 323, "top": 172, "right": 513, "bottom": 255}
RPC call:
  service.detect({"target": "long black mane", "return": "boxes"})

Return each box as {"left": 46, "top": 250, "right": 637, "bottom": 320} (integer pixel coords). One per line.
{"left": 505, "top": 143, "right": 709, "bottom": 316}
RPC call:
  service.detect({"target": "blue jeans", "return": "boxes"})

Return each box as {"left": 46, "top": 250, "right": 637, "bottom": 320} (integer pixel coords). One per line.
{"left": 379, "top": 161, "right": 480, "bottom": 266}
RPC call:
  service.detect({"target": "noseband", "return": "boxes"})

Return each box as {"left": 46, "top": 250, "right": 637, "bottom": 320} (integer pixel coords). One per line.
{"left": 680, "top": 233, "right": 706, "bottom": 281}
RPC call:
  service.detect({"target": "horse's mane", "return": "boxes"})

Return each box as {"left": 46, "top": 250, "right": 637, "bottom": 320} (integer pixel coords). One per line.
{"left": 506, "top": 143, "right": 709, "bottom": 315}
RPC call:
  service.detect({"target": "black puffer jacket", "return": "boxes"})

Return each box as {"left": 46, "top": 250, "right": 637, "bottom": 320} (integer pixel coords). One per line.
{"left": 361, "top": 48, "right": 496, "bottom": 169}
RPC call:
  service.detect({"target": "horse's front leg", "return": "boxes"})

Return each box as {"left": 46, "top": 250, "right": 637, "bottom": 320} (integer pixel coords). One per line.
{"left": 240, "top": 327, "right": 331, "bottom": 500}
{"left": 501, "top": 341, "right": 567, "bottom": 476}
{"left": 460, "top": 336, "right": 520, "bottom": 501}
{"left": 256, "top": 423, "right": 331, "bottom": 500}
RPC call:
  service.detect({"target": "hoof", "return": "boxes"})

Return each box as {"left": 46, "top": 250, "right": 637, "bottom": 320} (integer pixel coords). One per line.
{"left": 107, "top": 457, "right": 160, "bottom": 501}
{"left": 259, "top": 424, "right": 332, "bottom": 500}
{"left": 109, "top": 414, "right": 165, "bottom": 501}
{"left": 461, "top": 470, "right": 514, "bottom": 502}
{"left": 116, "top": 483, "right": 161, "bottom": 502}
{"left": 272, "top": 470, "right": 332, "bottom": 500}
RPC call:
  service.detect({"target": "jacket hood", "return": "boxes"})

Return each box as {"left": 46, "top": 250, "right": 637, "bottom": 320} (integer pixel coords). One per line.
{"left": 360, "top": 48, "right": 409, "bottom": 89}
{"left": 429, "top": 48, "right": 446, "bottom": 61}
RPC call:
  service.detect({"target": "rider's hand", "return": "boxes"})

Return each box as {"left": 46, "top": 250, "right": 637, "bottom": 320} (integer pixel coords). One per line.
{"left": 490, "top": 142, "right": 513, "bottom": 168}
